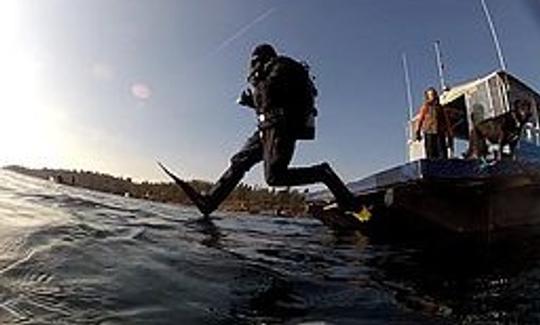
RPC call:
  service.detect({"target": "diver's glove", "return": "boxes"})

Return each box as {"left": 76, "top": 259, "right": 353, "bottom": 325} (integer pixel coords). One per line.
{"left": 237, "top": 88, "right": 255, "bottom": 108}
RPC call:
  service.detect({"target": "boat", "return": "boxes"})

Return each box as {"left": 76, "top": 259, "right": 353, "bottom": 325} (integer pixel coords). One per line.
{"left": 307, "top": 70, "right": 540, "bottom": 235}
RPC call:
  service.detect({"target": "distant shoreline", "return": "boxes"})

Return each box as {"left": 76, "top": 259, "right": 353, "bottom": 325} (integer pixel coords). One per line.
{"left": 4, "top": 165, "right": 307, "bottom": 217}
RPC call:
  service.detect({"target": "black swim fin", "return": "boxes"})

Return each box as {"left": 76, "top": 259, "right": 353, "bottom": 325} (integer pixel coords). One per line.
{"left": 157, "top": 162, "right": 212, "bottom": 216}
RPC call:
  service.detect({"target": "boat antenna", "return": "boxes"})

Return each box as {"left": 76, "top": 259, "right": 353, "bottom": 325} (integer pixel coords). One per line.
{"left": 480, "top": 0, "right": 507, "bottom": 71}
{"left": 480, "top": 0, "right": 511, "bottom": 112}
{"left": 402, "top": 53, "right": 415, "bottom": 161}
{"left": 433, "top": 40, "right": 449, "bottom": 92}
{"left": 402, "top": 53, "right": 414, "bottom": 123}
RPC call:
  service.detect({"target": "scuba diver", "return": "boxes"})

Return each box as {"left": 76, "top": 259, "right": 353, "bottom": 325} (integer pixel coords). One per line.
{"left": 160, "top": 43, "right": 356, "bottom": 216}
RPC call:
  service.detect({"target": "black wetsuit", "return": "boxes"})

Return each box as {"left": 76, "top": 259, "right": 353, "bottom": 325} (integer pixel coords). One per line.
{"left": 196, "top": 56, "right": 354, "bottom": 214}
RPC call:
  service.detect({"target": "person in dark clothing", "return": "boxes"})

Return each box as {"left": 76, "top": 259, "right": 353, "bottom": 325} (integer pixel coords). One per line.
{"left": 161, "top": 44, "right": 356, "bottom": 216}
{"left": 415, "top": 87, "right": 453, "bottom": 159}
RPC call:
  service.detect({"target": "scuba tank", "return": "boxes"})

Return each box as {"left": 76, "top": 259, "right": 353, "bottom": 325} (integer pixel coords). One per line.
{"left": 296, "top": 60, "right": 318, "bottom": 140}
{"left": 296, "top": 109, "right": 316, "bottom": 140}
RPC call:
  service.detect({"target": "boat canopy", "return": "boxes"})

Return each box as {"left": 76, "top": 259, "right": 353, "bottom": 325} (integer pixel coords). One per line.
{"left": 440, "top": 70, "right": 502, "bottom": 105}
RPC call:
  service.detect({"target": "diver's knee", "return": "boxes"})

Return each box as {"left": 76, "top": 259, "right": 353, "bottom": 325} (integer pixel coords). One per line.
{"left": 264, "top": 169, "right": 276, "bottom": 186}
{"left": 230, "top": 156, "right": 258, "bottom": 174}
{"left": 265, "top": 169, "right": 285, "bottom": 186}
{"left": 230, "top": 153, "right": 245, "bottom": 167}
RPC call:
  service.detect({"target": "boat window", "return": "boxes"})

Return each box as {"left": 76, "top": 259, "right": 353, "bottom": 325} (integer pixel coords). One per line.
{"left": 489, "top": 76, "right": 506, "bottom": 115}
{"left": 468, "top": 82, "right": 491, "bottom": 121}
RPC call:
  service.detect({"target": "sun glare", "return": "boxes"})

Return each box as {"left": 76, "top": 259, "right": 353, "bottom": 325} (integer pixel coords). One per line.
{"left": 0, "top": 1, "right": 61, "bottom": 168}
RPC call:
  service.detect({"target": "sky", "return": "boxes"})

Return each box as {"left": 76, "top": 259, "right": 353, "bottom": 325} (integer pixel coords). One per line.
{"left": 1, "top": 0, "right": 539, "bottom": 185}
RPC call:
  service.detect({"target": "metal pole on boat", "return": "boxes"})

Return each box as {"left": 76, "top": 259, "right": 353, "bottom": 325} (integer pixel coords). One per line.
{"left": 433, "top": 40, "right": 448, "bottom": 92}
{"left": 402, "top": 53, "right": 415, "bottom": 162}
{"left": 402, "top": 53, "right": 414, "bottom": 123}
{"left": 480, "top": 0, "right": 511, "bottom": 113}
{"left": 480, "top": 0, "right": 507, "bottom": 72}
{"left": 402, "top": 53, "right": 415, "bottom": 161}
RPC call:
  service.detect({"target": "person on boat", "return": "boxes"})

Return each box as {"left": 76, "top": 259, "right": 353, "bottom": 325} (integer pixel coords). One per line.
{"left": 415, "top": 87, "right": 453, "bottom": 159}
{"left": 162, "top": 43, "right": 356, "bottom": 216}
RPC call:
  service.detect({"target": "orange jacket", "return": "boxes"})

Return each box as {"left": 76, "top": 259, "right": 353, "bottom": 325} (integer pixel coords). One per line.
{"left": 416, "top": 102, "right": 453, "bottom": 136}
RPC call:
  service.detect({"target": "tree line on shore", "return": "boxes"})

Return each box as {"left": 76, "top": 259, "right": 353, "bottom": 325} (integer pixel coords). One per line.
{"left": 5, "top": 165, "right": 307, "bottom": 216}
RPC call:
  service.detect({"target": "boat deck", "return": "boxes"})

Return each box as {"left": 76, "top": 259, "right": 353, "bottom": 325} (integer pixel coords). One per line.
{"left": 308, "top": 142, "right": 540, "bottom": 203}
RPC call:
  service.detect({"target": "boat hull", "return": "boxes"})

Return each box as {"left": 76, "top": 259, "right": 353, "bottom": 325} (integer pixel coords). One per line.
{"left": 308, "top": 148, "right": 540, "bottom": 234}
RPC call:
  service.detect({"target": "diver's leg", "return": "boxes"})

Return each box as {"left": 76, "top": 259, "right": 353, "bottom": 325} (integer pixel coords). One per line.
{"left": 266, "top": 163, "right": 356, "bottom": 210}
{"left": 262, "top": 128, "right": 355, "bottom": 210}
{"left": 202, "top": 131, "right": 263, "bottom": 214}
{"left": 167, "top": 131, "right": 262, "bottom": 216}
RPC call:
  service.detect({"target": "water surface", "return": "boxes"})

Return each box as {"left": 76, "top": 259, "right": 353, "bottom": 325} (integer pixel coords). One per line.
{"left": 0, "top": 170, "right": 538, "bottom": 324}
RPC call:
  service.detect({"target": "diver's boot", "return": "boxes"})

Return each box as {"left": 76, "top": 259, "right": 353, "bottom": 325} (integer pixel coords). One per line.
{"left": 318, "top": 163, "right": 357, "bottom": 212}
{"left": 158, "top": 162, "right": 213, "bottom": 215}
